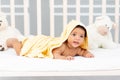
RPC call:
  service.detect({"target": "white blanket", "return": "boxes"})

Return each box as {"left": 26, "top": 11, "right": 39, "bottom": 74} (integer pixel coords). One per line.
{"left": 0, "top": 45, "right": 120, "bottom": 72}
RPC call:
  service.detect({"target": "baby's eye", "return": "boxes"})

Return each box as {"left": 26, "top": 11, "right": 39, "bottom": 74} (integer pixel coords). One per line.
{"left": 80, "top": 35, "right": 84, "bottom": 38}
{"left": 72, "top": 34, "right": 76, "bottom": 36}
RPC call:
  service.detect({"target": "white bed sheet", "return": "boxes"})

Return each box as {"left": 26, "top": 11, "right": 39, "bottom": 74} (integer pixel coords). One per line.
{"left": 0, "top": 45, "right": 120, "bottom": 72}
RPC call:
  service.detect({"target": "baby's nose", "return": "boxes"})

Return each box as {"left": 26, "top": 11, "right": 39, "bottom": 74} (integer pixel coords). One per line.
{"left": 75, "top": 36, "right": 80, "bottom": 40}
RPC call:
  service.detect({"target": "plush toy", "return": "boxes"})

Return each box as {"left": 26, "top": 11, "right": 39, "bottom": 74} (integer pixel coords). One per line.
{"left": 0, "top": 12, "right": 24, "bottom": 51}
{"left": 86, "top": 16, "right": 117, "bottom": 49}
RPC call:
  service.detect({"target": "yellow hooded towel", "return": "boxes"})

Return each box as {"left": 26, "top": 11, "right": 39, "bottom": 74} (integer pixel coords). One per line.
{"left": 20, "top": 20, "right": 88, "bottom": 58}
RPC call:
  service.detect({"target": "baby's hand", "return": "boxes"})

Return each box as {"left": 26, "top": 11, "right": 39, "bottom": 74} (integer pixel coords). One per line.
{"left": 85, "top": 53, "right": 94, "bottom": 58}
{"left": 66, "top": 56, "right": 74, "bottom": 60}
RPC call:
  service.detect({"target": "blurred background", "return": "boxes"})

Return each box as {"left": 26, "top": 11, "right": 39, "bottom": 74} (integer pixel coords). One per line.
{"left": 0, "top": 0, "right": 119, "bottom": 42}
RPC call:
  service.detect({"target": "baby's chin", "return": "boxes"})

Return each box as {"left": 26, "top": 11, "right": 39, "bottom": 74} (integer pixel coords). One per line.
{"left": 72, "top": 43, "right": 80, "bottom": 48}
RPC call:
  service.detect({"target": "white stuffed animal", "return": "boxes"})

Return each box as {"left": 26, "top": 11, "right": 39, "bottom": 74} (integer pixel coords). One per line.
{"left": 86, "top": 16, "right": 117, "bottom": 49}
{"left": 0, "top": 12, "right": 24, "bottom": 51}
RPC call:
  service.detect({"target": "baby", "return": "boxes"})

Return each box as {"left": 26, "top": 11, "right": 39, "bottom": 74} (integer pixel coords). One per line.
{"left": 52, "top": 25, "right": 94, "bottom": 60}
{"left": 6, "top": 20, "right": 94, "bottom": 60}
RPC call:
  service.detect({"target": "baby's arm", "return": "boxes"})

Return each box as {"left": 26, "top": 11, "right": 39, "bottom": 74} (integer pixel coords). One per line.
{"left": 52, "top": 44, "right": 74, "bottom": 60}
{"left": 80, "top": 49, "right": 94, "bottom": 58}
{"left": 52, "top": 46, "right": 66, "bottom": 60}
{"left": 84, "top": 51, "right": 94, "bottom": 58}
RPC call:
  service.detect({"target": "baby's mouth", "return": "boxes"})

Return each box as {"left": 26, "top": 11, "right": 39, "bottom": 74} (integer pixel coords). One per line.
{"left": 73, "top": 41, "right": 79, "bottom": 45}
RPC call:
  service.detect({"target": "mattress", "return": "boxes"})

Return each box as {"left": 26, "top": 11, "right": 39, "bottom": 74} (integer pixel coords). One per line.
{"left": 0, "top": 45, "right": 120, "bottom": 76}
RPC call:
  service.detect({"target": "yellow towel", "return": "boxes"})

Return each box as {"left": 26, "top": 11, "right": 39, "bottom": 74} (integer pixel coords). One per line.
{"left": 20, "top": 20, "right": 88, "bottom": 58}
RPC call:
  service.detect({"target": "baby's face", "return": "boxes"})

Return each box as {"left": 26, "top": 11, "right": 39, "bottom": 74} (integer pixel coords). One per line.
{"left": 67, "top": 27, "right": 85, "bottom": 48}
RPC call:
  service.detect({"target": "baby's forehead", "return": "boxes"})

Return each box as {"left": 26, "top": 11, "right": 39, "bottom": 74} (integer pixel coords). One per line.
{"left": 75, "top": 26, "right": 86, "bottom": 31}
{"left": 71, "top": 27, "right": 85, "bottom": 34}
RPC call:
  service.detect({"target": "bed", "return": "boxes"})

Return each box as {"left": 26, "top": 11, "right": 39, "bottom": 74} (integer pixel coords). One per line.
{"left": 1, "top": 46, "right": 120, "bottom": 77}
{"left": 0, "top": 0, "right": 120, "bottom": 77}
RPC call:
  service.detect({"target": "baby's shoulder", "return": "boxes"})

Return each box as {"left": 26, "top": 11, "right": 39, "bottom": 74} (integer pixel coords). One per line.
{"left": 60, "top": 42, "right": 66, "bottom": 49}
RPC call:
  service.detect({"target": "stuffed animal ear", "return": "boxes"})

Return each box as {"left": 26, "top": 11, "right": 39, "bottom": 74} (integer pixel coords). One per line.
{"left": 95, "top": 16, "right": 113, "bottom": 30}
{"left": 95, "top": 16, "right": 104, "bottom": 21}
{"left": 0, "top": 12, "right": 7, "bottom": 19}
{"left": 0, "top": 12, "right": 9, "bottom": 31}
{"left": 94, "top": 16, "right": 105, "bottom": 27}
{"left": 95, "top": 16, "right": 110, "bottom": 22}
